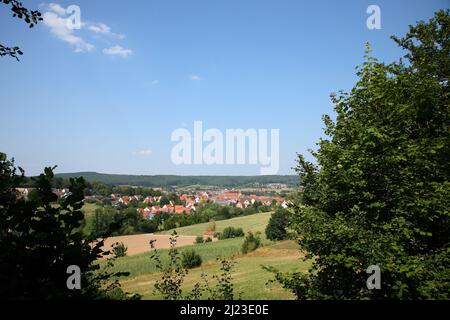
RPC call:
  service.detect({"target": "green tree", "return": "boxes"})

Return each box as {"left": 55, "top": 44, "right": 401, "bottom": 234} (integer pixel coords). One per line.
{"left": 163, "top": 217, "right": 177, "bottom": 231}
{"left": 218, "top": 206, "right": 231, "bottom": 220}
{"left": 159, "top": 195, "right": 170, "bottom": 206}
{"left": 219, "top": 227, "right": 244, "bottom": 239}
{"left": 181, "top": 249, "right": 202, "bottom": 269}
{"left": 241, "top": 232, "right": 261, "bottom": 254}
{"left": 269, "top": 11, "right": 449, "bottom": 300}
{"left": 265, "top": 209, "right": 288, "bottom": 241}
{"left": 111, "top": 242, "right": 128, "bottom": 258}
{"left": 0, "top": 153, "right": 130, "bottom": 299}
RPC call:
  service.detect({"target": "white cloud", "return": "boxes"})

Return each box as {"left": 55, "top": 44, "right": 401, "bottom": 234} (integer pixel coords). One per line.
{"left": 103, "top": 45, "right": 133, "bottom": 58}
{"left": 47, "top": 3, "right": 67, "bottom": 16}
{"left": 43, "top": 11, "right": 94, "bottom": 52}
{"left": 132, "top": 149, "right": 152, "bottom": 156}
{"left": 189, "top": 75, "right": 202, "bottom": 81}
{"left": 87, "top": 22, "right": 125, "bottom": 39}
{"left": 41, "top": 3, "right": 130, "bottom": 56}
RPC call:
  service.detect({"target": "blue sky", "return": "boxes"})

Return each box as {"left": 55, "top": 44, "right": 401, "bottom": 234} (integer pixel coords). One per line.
{"left": 0, "top": 0, "right": 448, "bottom": 176}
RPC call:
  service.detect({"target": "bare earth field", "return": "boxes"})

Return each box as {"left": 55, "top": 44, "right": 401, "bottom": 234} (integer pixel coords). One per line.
{"left": 102, "top": 234, "right": 201, "bottom": 256}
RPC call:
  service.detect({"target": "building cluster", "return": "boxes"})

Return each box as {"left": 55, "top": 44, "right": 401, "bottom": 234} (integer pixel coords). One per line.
{"left": 135, "top": 191, "right": 289, "bottom": 220}
{"left": 210, "top": 192, "right": 289, "bottom": 208}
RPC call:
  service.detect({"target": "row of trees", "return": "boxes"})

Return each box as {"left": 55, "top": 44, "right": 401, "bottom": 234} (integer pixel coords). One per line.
{"left": 86, "top": 207, "right": 158, "bottom": 238}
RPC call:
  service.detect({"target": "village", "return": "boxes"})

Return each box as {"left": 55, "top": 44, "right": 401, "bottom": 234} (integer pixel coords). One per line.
{"left": 112, "top": 190, "right": 290, "bottom": 220}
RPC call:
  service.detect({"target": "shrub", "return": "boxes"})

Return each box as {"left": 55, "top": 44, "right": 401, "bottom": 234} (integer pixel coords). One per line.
{"left": 220, "top": 227, "right": 245, "bottom": 240}
{"left": 181, "top": 249, "right": 203, "bottom": 269}
{"left": 163, "top": 218, "right": 176, "bottom": 230}
{"left": 150, "top": 232, "right": 187, "bottom": 300}
{"left": 195, "top": 236, "right": 204, "bottom": 244}
{"left": 138, "top": 219, "right": 158, "bottom": 233}
{"left": 241, "top": 232, "right": 261, "bottom": 254}
{"left": 265, "top": 209, "right": 288, "bottom": 241}
{"left": 204, "top": 237, "right": 213, "bottom": 243}
{"left": 206, "top": 219, "right": 216, "bottom": 232}
{"left": 151, "top": 232, "right": 238, "bottom": 300}
{"left": 232, "top": 227, "right": 244, "bottom": 237}
{"left": 112, "top": 242, "right": 128, "bottom": 258}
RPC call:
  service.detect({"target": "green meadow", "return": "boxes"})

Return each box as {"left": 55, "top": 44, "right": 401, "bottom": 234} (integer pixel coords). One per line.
{"left": 159, "top": 211, "right": 272, "bottom": 236}
{"left": 99, "top": 212, "right": 308, "bottom": 300}
{"left": 120, "top": 240, "right": 308, "bottom": 300}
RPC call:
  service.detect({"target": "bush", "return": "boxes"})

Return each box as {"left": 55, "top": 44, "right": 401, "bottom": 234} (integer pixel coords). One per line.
{"left": 219, "top": 227, "right": 245, "bottom": 240}
{"left": 195, "top": 236, "right": 204, "bottom": 244}
{"left": 204, "top": 237, "right": 213, "bottom": 243}
{"left": 181, "top": 249, "right": 203, "bottom": 269}
{"left": 265, "top": 209, "right": 288, "bottom": 241}
{"left": 206, "top": 219, "right": 216, "bottom": 232}
{"left": 138, "top": 219, "right": 157, "bottom": 233}
{"left": 112, "top": 242, "right": 128, "bottom": 258}
{"left": 163, "top": 218, "right": 176, "bottom": 231}
{"left": 151, "top": 232, "right": 238, "bottom": 300}
{"left": 241, "top": 232, "right": 261, "bottom": 254}
{"left": 233, "top": 228, "right": 244, "bottom": 237}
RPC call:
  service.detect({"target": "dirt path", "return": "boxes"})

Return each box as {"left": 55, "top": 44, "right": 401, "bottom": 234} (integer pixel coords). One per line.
{"left": 102, "top": 234, "right": 198, "bottom": 256}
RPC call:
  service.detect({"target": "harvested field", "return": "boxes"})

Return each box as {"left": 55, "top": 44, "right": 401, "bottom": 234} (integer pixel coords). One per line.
{"left": 102, "top": 234, "right": 204, "bottom": 256}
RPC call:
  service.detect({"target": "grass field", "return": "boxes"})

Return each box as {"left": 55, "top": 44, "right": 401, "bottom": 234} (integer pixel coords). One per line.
{"left": 80, "top": 202, "right": 102, "bottom": 236}
{"left": 119, "top": 240, "right": 307, "bottom": 300}
{"left": 100, "top": 212, "right": 308, "bottom": 300}
{"left": 159, "top": 212, "right": 272, "bottom": 236}
{"left": 82, "top": 202, "right": 101, "bottom": 216}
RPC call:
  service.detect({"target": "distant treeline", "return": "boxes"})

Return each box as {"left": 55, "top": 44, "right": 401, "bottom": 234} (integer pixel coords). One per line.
{"left": 52, "top": 172, "right": 299, "bottom": 188}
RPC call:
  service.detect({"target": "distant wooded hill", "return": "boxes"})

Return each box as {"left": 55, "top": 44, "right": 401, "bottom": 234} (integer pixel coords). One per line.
{"left": 54, "top": 172, "right": 299, "bottom": 188}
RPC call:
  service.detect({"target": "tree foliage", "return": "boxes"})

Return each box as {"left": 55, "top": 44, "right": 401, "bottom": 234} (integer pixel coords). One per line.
{"left": 241, "top": 232, "right": 261, "bottom": 254}
{"left": 219, "top": 227, "right": 244, "bottom": 240}
{"left": 181, "top": 249, "right": 202, "bottom": 269}
{"left": 271, "top": 10, "right": 449, "bottom": 300}
{"left": 265, "top": 209, "right": 288, "bottom": 241}
{"left": 1, "top": 0, "right": 43, "bottom": 60}
{"left": 0, "top": 153, "right": 131, "bottom": 299}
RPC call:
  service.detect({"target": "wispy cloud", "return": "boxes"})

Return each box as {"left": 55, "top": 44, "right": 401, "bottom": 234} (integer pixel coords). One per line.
{"left": 41, "top": 3, "right": 130, "bottom": 56}
{"left": 42, "top": 4, "right": 94, "bottom": 53}
{"left": 103, "top": 45, "right": 133, "bottom": 58}
{"left": 87, "top": 22, "right": 125, "bottom": 39}
{"left": 47, "top": 3, "right": 66, "bottom": 16}
{"left": 132, "top": 149, "right": 152, "bottom": 156}
{"left": 189, "top": 75, "right": 202, "bottom": 81}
